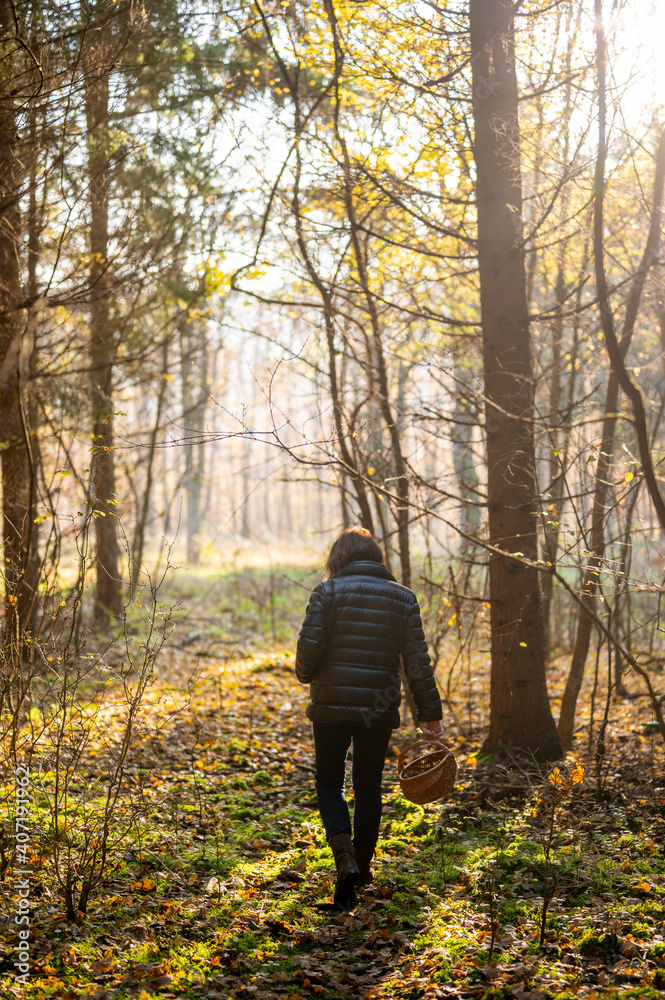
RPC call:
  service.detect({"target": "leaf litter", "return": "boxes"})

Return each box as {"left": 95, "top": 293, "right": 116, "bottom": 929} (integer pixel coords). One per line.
{"left": 2, "top": 573, "right": 665, "bottom": 999}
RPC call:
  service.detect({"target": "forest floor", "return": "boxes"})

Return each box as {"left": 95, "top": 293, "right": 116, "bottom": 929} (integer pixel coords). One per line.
{"left": 3, "top": 562, "right": 665, "bottom": 999}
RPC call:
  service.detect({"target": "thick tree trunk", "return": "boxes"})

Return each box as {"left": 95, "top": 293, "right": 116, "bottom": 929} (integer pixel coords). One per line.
{"left": 84, "top": 39, "right": 121, "bottom": 626}
{"left": 0, "top": 0, "right": 38, "bottom": 650}
{"left": 470, "top": 0, "right": 561, "bottom": 759}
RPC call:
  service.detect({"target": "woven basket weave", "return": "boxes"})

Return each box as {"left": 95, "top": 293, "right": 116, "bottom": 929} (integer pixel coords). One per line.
{"left": 398, "top": 739, "right": 457, "bottom": 805}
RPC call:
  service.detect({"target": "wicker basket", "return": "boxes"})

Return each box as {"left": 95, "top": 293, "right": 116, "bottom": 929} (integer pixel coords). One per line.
{"left": 398, "top": 739, "right": 457, "bottom": 805}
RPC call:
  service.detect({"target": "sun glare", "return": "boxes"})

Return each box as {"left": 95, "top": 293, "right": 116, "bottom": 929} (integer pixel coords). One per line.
{"left": 614, "top": 1, "right": 665, "bottom": 124}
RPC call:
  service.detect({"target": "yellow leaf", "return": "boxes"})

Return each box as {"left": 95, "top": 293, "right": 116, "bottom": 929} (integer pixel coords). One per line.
{"left": 131, "top": 877, "right": 155, "bottom": 892}
{"left": 570, "top": 761, "right": 585, "bottom": 785}
{"left": 548, "top": 767, "right": 565, "bottom": 789}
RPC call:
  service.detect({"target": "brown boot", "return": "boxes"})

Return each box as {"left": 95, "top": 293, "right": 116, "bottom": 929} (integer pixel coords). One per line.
{"left": 329, "top": 832, "right": 359, "bottom": 911}
{"left": 353, "top": 846, "right": 375, "bottom": 887}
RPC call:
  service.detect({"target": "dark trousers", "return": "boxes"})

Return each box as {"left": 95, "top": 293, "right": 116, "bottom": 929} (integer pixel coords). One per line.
{"left": 312, "top": 721, "right": 392, "bottom": 850}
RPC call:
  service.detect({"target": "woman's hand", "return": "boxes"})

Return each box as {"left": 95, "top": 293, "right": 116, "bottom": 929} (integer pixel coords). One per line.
{"left": 420, "top": 721, "right": 444, "bottom": 741}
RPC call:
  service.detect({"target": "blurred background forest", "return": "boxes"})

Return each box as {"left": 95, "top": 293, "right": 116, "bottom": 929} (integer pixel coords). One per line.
{"left": 3, "top": 0, "right": 665, "bottom": 764}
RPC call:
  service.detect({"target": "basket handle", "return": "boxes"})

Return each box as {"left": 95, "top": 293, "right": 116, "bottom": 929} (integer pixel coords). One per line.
{"left": 397, "top": 739, "right": 450, "bottom": 773}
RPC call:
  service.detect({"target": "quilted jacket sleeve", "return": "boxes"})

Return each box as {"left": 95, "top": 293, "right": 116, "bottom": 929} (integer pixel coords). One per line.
{"left": 295, "top": 583, "right": 328, "bottom": 683}
{"left": 401, "top": 597, "right": 443, "bottom": 722}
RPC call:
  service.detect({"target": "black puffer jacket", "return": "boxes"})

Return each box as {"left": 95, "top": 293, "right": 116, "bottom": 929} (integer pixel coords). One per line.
{"left": 295, "top": 560, "right": 442, "bottom": 729}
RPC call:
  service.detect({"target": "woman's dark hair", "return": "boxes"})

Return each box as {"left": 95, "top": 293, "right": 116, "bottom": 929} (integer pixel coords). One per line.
{"left": 324, "top": 526, "right": 384, "bottom": 577}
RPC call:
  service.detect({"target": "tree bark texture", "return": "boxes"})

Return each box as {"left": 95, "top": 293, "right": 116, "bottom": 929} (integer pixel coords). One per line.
{"left": 23, "top": 94, "right": 43, "bottom": 633}
{"left": 83, "top": 29, "right": 121, "bottom": 626}
{"left": 0, "top": 0, "right": 39, "bottom": 645}
{"left": 470, "top": 0, "right": 561, "bottom": 758}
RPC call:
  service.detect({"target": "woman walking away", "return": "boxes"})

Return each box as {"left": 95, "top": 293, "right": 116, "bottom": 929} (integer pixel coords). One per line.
{"left": 296, "top": 526, "right": 444, "bottom": 911}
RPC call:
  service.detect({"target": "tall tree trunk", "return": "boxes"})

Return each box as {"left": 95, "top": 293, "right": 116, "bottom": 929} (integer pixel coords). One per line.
{"left": 180, "top": 325, "right": 208, "bottom": 564}
{"left": 83, "top": 30, "right": 121, "bottom": 626}
{"left": 0, "top": 0, "right": 37, "bottom": 653}
{"left": 557, "top": 6, "right": 665, "bottom": 749}
{"left": 24, "top": 94, "right": 42, "bottom": 631}
{"left": 540, "top": 253, "right": 567, "bottom": 657}
{"left": 470, "top": 0, "right": 561, "bottom": 759}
